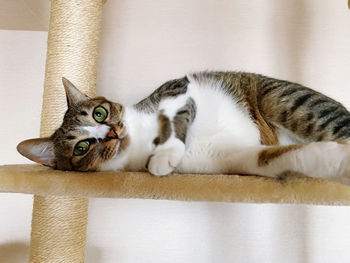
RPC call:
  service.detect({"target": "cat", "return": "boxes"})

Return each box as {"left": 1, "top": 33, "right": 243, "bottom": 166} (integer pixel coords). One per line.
{"left": 17, "top": 71, "right": 350, "bottom": 186}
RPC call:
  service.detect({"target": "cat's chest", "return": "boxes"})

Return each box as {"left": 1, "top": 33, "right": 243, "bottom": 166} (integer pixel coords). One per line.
{"left": 186, "top": 84, "right": 261, "bottom": 149}
{"left": 176, "top": 85, "right": 261, "bottom": 173}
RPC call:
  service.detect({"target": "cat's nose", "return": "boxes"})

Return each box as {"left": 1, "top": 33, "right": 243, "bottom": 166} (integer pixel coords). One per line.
{"left": 107, "top": 128, "right": 119, "bottom": 139}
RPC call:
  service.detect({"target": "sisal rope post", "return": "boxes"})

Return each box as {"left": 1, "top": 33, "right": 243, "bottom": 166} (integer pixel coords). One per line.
{"left": 29, "top": 0, "right": 104, "bottom": 262}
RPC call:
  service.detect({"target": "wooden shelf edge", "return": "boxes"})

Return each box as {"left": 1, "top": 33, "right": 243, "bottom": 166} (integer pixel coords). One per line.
{"left": 1, "top": 164, "right": 350, "bottom": 205}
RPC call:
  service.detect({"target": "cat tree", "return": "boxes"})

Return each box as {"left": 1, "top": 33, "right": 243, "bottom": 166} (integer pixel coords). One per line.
{"left": 1, "top": 0, "right": 350, "bottom": 262}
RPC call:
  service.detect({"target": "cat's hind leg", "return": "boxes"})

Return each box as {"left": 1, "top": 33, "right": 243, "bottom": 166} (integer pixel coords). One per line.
{"left": 226, "top": 142, "right": 350, "bottom": 185}
{"left": 147, "top": 96, "right": 196, "bottom": 176}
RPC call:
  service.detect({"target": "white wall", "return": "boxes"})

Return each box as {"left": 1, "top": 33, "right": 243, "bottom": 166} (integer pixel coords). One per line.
{"left": 96, "top": 0, "right": 350, "bottom": 107}
{"left": 0, "top": 30, "right": 45, "bottom": 165}
{"left": 0, "top": 0, "right": 49, "bottom": 31}
{"left": 1, "top": 0, "right": 350, "bottom": 262}
{"left": 86, "top": 200, "right": 350, "bottom": 263}
{"left": 0, "top": 29, "right": 46, "bottom": 263}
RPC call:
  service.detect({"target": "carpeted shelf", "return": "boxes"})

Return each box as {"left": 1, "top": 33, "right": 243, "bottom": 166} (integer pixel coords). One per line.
{"left": 1, "top": 164, "right": 350, "bottom": 205}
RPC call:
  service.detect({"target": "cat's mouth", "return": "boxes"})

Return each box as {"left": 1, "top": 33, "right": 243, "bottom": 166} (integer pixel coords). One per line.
{"left": 102, "top": 130, "right": 130, "bottom": 160}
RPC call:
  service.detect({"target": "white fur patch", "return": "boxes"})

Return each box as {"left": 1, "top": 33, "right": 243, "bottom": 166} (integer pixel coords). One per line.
{"left": 276, "top": 126, "right": 304, "bottom": 145}
{"left": 81, "top": 125, "right": 110, "bottom": 139}
{"left": 159, "top": 94, "right": 189, "bottom": 119}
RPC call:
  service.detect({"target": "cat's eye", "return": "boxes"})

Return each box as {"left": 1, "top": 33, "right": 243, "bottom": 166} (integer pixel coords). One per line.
{"left": 73, "top": 140, "right": 90, "bottom": 156}
{"left": 93, "top": 106, "right": 108, "bottom": 123}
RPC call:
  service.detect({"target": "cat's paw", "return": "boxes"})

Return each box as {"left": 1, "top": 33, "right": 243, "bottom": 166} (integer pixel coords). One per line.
{"left": 147, "top": 137, "right": 185, "bottom": 176}
{"left": 310, "top": 142, "right": 350, "bottom": 186}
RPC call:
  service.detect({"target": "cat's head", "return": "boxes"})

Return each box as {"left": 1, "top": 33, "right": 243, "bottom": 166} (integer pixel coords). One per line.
{"left": 17, "top": 78, "right": 129, "bottom": 171}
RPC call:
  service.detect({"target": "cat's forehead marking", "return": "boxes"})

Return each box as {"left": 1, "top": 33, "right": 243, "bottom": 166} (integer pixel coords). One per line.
{"left": 81, "top": 125, "right": 110, "bottom": 139}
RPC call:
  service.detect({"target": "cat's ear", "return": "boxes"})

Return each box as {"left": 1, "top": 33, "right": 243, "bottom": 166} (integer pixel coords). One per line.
{"left": 62, "top": 77, "right": 90, "bottom": 106}
{"left": 17, "top": 138, "right": 56, "bottom": 168}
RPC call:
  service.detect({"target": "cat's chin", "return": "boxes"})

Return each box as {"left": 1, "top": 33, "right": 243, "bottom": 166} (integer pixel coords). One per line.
{"left": 118, "top": 135, "right": 130, "bottom": 153}
{"left": 100, "top": 145, "right": 130, "bottom": 171}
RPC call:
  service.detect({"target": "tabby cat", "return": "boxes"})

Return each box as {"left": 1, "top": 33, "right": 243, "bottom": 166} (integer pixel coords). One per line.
{"left": 17, "top": 72, "right": 350, "bottom": 185}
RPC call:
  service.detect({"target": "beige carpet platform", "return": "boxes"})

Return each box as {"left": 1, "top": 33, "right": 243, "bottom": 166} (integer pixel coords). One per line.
{"left": 1, "top": 164, "right": 350, "bottom": 205}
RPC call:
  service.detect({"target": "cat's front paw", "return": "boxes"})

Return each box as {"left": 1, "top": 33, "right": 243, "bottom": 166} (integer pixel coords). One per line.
{"left": 147, "top": 137, "right": 185, "bottom": 176}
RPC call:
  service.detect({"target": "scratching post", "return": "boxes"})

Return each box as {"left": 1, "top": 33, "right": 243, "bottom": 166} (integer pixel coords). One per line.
{"left": 30, "top": 197, "right": 88, "bottom": 262}
{"left": 29, "top": 0, "right": 103, "bottom": 262}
